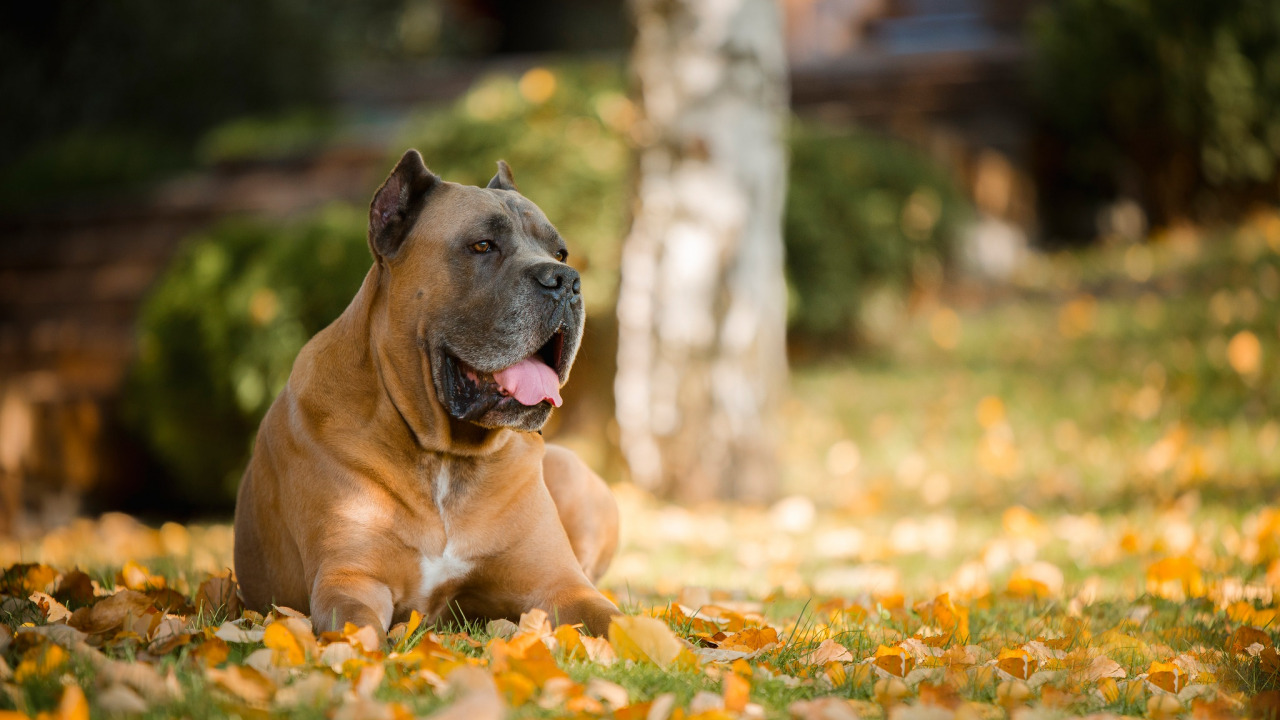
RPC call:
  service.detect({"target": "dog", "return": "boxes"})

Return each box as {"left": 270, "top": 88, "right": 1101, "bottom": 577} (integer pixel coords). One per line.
{"left": 233, "top": 150, "right": 621, "bottom": 637}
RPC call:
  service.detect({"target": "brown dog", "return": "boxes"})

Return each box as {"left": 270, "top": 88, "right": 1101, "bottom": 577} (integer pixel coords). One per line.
{"left": 233, "top": 150, "right": 621, "bottom": 636}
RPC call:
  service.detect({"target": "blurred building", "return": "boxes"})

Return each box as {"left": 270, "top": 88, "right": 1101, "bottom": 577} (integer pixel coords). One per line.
{"left": 787, "top": 0, "right": 1040, "bottom": 277}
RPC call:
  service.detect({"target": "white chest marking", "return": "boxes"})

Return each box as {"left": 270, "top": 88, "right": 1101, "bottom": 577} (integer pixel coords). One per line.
{"left": 419, "top": 546, "right": 471, "bottom": 598}
{"left": 421, "top": 463, "right": 470, "bottom": 599}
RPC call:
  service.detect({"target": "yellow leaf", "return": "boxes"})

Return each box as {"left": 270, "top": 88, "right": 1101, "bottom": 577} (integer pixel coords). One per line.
{"left": 54, "top": 685, "right": 88, "bottom": 720}
{"left": 554, "top": 624, "right": 585, "bottom": 659}
{"left": 722, "top": 672, "right": 750, "bottom": 712}
{"left": 264, "top": 622, "right": 306, "bottom": 666}
{"left": 1097, "top": 677, "right": 1120, "bottom": 703}
{"left": 494, "top": 671, "right": 537, "bottom": 706}
{"left": 119, "top": 561, "right": 164, "bottom": 591}
{"left": 608, "top": 616, "right": 684, "bottom": 668}
{"left": 403, "top": 610, "right": 422, "bottom": 644}
{"left": 825, "top": 661, "right": 847, "bottom": 687}
{"left": 1146, "top": 661, "right": 1186, "bottom": 694}
{"left": 15, "top": 645, "right": 67, "bottom": 683}
{"left": 872, "top": 645, "right": 914, "bottom": 678}
{"left": 996, "top": 648, "right": 1036, "bottom": 680}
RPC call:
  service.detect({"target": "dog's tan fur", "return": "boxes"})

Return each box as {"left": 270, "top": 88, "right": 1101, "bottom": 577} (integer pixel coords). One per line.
{"left": 234, "top": 151, "right": 620, "bottom": 636}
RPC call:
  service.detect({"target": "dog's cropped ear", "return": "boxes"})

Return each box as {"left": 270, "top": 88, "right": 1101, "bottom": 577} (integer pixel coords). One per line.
{"left": 369, "top": 149, "right": 440, "bottom": 260}
{"left": 486, "top": 160, "right": 519, "bottom": 192}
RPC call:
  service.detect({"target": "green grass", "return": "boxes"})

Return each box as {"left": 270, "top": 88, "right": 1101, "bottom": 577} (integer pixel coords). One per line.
{"left": 2, "top": 220, "right": 1280, "bottom": 718}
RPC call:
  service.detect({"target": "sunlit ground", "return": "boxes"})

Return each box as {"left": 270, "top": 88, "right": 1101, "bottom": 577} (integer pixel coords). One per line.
{"left": 1, "top": 216, "right": 1279, "bottom": 718}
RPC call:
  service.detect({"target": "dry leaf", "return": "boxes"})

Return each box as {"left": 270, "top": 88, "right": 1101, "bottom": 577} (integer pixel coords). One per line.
{"left": 214, "top": 620, "right": 265, "bottom": 644}
{"left": 67, "top": 589, "right": 153, "bottom": 635}
{"left": 207, "top": 664, "right": 276, "bottom": 705}
{"left": 608, "top": 616, "right": 686, "bottom": 668}
{"left": 29, "top": 592, "right": 72, "bottom": 623}
{"left": 424, "top": 666, "right": 504, "bottom": 720}
{"left": 97, "top": 684, "right": 149, "bottom": 714}
{"left": 195, "top": 571, "right": 242, "bottom": 619}
{"left": 800, "top": 639, "right": 853, "bottom": 666}
{"left": 586, "top": 677, "right": 629, "bottom": 708}
{"left": 788, "top": 697, "right": 860, "bottom": 720}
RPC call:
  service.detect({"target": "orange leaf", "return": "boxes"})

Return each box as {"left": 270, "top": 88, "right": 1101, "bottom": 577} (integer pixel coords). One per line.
{"left": 194, "top": 636, "right": 230, "bottom": 668}
{"left": 996, "top": 648, "right": 1037, "bottom": 680}
{"left": 1146, "top": 661, "right": 1186, "bottom": 694}
{"left": 1226, "top": 626, "right": 1272, "bottom": 654}
{"left": 722, "top": 672, "right": 750, "bottom": 712}
{"left": 873, "top": 645, "right": 915, "bottom": 678}
{"left": 54, "top": 684, "right": 89, "bottom": 720}
{"left": 264, "top": 623, "right": 306, "bottom": 666}
{"left": 608, "top": 616, "right": 686, "bottom": 668}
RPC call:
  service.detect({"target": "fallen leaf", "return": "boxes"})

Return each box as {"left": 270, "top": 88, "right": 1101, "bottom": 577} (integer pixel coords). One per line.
{"left": 1226, "top": 626, "right": 1272, "bottom": 654}
{"left": 29, "top": 592, "right": 72, "bottom": 623}
{"left": 609, "top": 616, "right": 686, "bottom": 668}
{"left": 207, "top": 664, "right": 276, "bottom": 705}
{"left": 424, "top": 666, "right": 504, "bottom": 720}
{"left": 723, "top": 672, "right": 750, "bottom": 712}
{"left": 97, "top": 684, "right": 149, "bottom": 714}
{"left": 195, "top": 571, "right": 242, "bottom": 619}
{"left": 872, "top": 644, "right": 915, "bottom": 678}
{"left": 54, "top": 683, "right": 89, "bottom": 720}
{"left": 214, "top": 620, "right": 265, "bottom": 644}
{"left": 67, "top": 589, "right": 153, "bottom": 635}
{"left": 996, "top": 648, "right": 1036, "bottom": 681}
{"left": 801, "top": 639, "right": 853, "bottom": 666}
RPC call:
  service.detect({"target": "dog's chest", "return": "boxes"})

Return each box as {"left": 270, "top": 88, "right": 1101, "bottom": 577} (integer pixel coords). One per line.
{"left": 416, "top": 464, "right": 473, "bottom": 606}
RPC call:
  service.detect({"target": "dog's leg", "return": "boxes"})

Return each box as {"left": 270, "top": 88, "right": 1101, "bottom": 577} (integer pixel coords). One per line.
{"left": 542, "top": 444, "right": 619, "bottom": 583}
{"left": 541, "top": 582, "right": 622, "bottom": 636}
{"left": 309, "top": 568, "right": 394, "bottom": 640}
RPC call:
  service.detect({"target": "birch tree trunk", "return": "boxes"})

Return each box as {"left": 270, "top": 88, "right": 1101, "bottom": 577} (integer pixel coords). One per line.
{"left": 615, "top": 0, "right": 789, "bottom": 503}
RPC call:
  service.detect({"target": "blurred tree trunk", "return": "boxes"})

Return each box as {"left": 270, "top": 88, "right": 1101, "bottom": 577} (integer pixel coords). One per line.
{"left": 615, "top": 0, "right": 789, "bottom": 503}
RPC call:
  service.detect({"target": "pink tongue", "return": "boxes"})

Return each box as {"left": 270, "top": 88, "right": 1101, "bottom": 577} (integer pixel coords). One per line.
{"left": 493, "top": 357, "right": 563, "bottom": 407}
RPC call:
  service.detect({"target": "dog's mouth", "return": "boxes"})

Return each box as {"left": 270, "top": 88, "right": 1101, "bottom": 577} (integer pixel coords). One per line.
{"left": 440, "top": 330, "right": 567, "bottom": 422}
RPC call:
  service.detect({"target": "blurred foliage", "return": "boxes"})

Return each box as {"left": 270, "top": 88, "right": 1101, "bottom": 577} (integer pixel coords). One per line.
{"left": 196, "top": 111, "right": 339, "bottom": 166}
{"left": 127, "top": 64, "right": 970, "bottom": 506}
{"left": 1032, "top": 0, "right": 1280, "bottom": 223}
{"left": 0, "top": 0, "right": 494, "bottom": 211}
{"left": 125, "top": 206, "right": 371, "bottom": 507}
{"left": 0, "top": 0, "right": 334, "bottom": 209}
{"left": 785, "top": 121, "right": 970, "bottom": 347}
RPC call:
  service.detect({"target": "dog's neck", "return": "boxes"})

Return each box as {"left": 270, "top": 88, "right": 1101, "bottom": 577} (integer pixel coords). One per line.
{"left": 323, "top": 263, "right": 524, "bottom": 458}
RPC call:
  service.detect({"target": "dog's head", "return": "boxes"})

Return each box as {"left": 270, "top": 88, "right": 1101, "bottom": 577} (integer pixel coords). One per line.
{"left": 368, "top": 149, "right": 583, "bottom": 433}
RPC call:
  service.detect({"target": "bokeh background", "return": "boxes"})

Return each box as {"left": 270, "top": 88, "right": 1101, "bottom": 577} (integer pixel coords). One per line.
{"left": 1, "top": 0, "right": 1278, "bottom": 598}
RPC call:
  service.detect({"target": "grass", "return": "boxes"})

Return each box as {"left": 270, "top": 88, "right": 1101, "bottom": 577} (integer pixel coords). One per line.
{"left": 1, "top": 217, "right": 1279, "bottom": 718}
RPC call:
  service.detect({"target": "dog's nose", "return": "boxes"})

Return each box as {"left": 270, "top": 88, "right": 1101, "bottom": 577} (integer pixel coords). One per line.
{"left": 532, "top": 262, "right": 581, "bottom": 298}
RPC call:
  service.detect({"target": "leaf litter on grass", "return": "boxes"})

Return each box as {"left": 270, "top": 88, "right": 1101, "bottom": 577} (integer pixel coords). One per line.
{"left": 4, "top": 215, "right": 1280, "bottom": 718}
{"left": 0, "top": 496, "right": 1276, "bottom": 719}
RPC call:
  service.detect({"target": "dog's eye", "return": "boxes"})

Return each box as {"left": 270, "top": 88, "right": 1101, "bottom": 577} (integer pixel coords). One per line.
{"left": 470, "top": 240, "right": 494, "bottom": 254}
{"left": 554, "top": 249, "right": 568, "bottom": 262}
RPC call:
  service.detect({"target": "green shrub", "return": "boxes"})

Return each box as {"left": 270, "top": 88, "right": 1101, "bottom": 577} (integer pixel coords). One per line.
{"left": 126, "top": 206, "right": 370, "bottom": 507}
{"left": 785, "top": 120, "right": 969, "bottom": 345}
{"left": 1032, "top": 0, "right": 1280, "bottom": 221}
